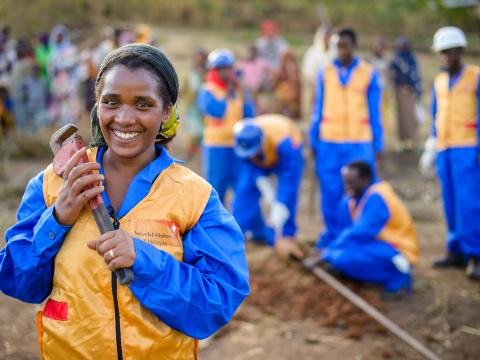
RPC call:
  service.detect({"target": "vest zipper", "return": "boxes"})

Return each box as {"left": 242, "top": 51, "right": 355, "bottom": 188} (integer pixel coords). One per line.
{"left": 108, "top": 206, "right": 124, "bottom": 360}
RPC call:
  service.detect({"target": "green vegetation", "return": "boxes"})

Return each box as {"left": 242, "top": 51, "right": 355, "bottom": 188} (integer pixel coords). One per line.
{"left": 1, "top": 0, "right": 479, "bottom": 49}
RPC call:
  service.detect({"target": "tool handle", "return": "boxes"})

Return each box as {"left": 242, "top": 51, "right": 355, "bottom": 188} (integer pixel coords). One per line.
{"left": 92, "top": 204, "right": 135, "bottom": 286}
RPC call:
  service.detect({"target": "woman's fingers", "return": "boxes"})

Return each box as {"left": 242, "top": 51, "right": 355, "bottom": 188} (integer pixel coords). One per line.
{"left": 78, "top": 185, "right": 104, "bottom": 205}
{"left": 71, "top": 173, "right": 104, "bottom": 195}
{"left": 88, "top": 230, "right": 116, "bottom": 251}
{"left": 97, "top": 237, "right": 118, "bottom": 256}
{"left": 67, "top": 162, "right": 101, "bottom": 187}
{"left": 62, "top": 147, "right": 87, "bottom": 179}
{"left": 87, "top": 230, "right": 136, "bottom": 270}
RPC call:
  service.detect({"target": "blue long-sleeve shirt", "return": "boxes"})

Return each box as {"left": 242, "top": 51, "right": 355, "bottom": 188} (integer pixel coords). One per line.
{"left": 0, "top": 145, "right": 250, "bottom": 339}
{"left": 309, "top": 57, "right": 383, "bottom": 153}
{"left": 238, "top": 138, "right": 303, "bottom": 207}
{"left": 430, "top": 68, "right": 480, "bottom": 151}
{"left": 274, "top": 139, "right": 303, "bottom": 206}
{"left": 331, "top": 190, "right": 390, "bottom": 247}
{"left": 197, "top": 85, "right": 255, "bottom": 119}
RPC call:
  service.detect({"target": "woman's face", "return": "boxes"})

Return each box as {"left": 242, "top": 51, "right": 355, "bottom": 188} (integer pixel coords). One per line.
{"left": 98, "top": 65, "right": 170, "bottom": 161}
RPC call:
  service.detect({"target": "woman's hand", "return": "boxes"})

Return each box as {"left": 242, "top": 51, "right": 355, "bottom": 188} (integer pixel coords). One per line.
{"left": 54, "top": 147, "right": 104, "bottom": 225}
{"left": 87, "top": 230, "right": 136, "bottom": 271}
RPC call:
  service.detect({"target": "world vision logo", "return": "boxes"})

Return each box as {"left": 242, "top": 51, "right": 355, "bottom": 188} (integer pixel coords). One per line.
{"left": 133, "top": 219, "right": 181, "bottom": 248}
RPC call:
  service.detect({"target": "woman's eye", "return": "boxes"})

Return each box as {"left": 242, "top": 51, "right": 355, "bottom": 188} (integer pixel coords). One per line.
{"left": 104, "top": 99, "right": 118, "bottom": 107}
{"left": 137, "top": 101, "right": 151, "bottom": 109}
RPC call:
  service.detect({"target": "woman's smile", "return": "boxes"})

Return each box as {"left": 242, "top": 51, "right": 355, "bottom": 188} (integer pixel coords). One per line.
{"left": 111, "top": 129, "right": 143, "bottom": 140}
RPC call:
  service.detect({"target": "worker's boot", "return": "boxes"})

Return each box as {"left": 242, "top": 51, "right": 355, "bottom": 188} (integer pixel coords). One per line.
{"left": 466, "top": 258, "right": 480, "bottom": 281}
{"left": 432, "top": 252, "right": 467, "bottom": 269}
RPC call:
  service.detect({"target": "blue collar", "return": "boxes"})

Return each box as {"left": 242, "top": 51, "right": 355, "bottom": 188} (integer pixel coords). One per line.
{"left": 441, "top": 65, "right": 465, "bottom": 90}
{"left": 96, "top": 145, "right": 183, "bottom": 218}
{"left": 333, "top": 56, "right": 360, "bottom": 71}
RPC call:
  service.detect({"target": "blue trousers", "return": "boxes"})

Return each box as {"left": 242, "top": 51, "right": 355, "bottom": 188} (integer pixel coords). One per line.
{"left": 314, "top": 142, "right": 376, "bottom": 243}
{"left": 202, "top": 146, "right": 238, "bottom": 204}
{"left": 436, "top": 147, "right": 480, "bottom": 258}
{"left": 323, "top": 238, "right": 411, "bottom": 293}
{"left": 232, "top": 148, "right": 304, "bottom": 245}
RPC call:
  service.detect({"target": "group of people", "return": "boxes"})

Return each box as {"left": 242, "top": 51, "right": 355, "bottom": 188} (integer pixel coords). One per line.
{"left": 182, "top": 20, "right": 304, "bottom": 159}
{"left": 0, "top": 24, "right": 156, "bottom": 136}
{"left": 0, "top": 19, "right": 479, "bottom": 359}
{"left": 195, "top": 25, "right": 480, "bottom": 297}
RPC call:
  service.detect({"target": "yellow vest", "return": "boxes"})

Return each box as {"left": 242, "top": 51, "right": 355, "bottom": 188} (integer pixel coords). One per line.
{"left": 251, "top": 114, "right": 303, "bottom": 168}
{"left": 349, "top": 182, "right": 419, "bottom": 264}
{"left": 37, "top": 147, "right": 212, "bottom": 360}
{"left": 320, "top": 61, "right": 374, "bottom": 143}
{"left": 202, "top": 82, "right": 244, "bottom": 147}
{"left": 434, "top": 64, "right": 479, "bottom": 150}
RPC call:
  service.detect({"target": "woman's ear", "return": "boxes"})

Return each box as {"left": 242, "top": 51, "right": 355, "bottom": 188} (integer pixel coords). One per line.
{"left": 162, "top": 104, "right": 173, "bottom": 123}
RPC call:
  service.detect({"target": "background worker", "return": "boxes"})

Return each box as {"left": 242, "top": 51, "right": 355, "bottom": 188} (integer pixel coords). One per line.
{"left": 232, "top": 114, "right": 304, "bottom": 260}
{"left": 428, "top": 26, "right": 480, "bottom": 280}
{"left": 306, "top": 161, "right": 419, "bottom": 295}
{"left": 197, "top": 48, "right": 255, "bottom": 203}
{"left": 390, "top": 36, "right": 423, "bottom": 151}
{"left": 309, "top": 27, "right": 383, "bottom": 248}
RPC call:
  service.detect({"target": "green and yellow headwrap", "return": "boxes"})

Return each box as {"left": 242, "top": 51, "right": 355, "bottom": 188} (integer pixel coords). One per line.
{"left": 90, "top": 43, "right": 180, "bottom": 147}
{"left": 156, "top": 104, "right": 180, "bottom": 141}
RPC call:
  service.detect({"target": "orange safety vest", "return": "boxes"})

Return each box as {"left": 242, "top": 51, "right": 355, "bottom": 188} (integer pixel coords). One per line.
{"left": 37, "top": 147, "right": 211, "bottom": 360}
{"left": 434, "top": 64, "right": 479, "bottom": 150}
{"left": 349, "top": 182, "right": 419, "bottom": 264}
{"left": 251, "top": 114, "right": 303, "bottom": 168}
{"left": 202, "top": 81, "right": 244, "bottom": 147}
{"left": 320, "top": 60, "right": 374, "bottom": 143}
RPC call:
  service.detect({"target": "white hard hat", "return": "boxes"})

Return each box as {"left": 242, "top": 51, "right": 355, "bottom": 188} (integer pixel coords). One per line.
{"left": 432, "top": 26, "right": 467, "bottom": 52}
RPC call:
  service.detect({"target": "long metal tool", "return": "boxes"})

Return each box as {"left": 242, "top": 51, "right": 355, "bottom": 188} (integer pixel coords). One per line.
{"left": 310, "top": 266, "right": 441, "bottom": 360}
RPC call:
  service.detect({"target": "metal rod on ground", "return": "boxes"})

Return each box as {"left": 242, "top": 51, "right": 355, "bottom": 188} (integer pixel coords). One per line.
{"left": 310, "top": 266, "right": 441, "bottom": 360}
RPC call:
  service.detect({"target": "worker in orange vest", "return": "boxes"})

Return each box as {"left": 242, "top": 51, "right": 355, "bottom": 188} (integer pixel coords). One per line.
{"left": 309, "top": 28, "right": 383, "bottom": 249}
{"left": 306, "top": 161, "right": 418, "bottom": 295}
{"left": 427, "top": 26, "right": 480, "bottom": 280}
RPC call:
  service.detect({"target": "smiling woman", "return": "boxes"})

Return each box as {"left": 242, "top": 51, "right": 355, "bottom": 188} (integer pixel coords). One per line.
{"left": 0, "top": 44, "right": 250, "bottom": 360}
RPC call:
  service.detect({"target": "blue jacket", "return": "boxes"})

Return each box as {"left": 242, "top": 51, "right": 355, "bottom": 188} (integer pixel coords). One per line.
{"left": 0, "top": 145, "right": 250, "bottom": 339}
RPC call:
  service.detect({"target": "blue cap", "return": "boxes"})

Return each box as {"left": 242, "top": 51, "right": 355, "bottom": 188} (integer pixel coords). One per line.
{"left": 234, "top": 121, "right": 263, "bottom": 159}
{"left": 207, "top": 48, "right": 235, "bottom": 70}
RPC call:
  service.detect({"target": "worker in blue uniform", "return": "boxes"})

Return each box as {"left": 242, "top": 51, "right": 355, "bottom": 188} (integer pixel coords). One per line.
{"left": 309, "top": 28, "right": 383, "bottom": 248}
{"left": 428, "top": 27, "right": 480, "bottom": 280}
{"left": 232, "top": 114, "right": 304, "bottom": 259}
{"left": 197, "top": 48, "right": 255, "bottom": 203}
{"left": 305, "top": 161, "right": 419, "bottom": 294}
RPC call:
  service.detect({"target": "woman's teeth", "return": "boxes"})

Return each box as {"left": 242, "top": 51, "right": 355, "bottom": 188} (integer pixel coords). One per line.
{"left": 112, "top": 129, "right": 141, "bottom": 140}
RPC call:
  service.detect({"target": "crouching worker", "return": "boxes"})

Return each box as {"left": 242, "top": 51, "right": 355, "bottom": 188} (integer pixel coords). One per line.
{"left": 305, "top": 161, "right": 419, "bottom": 294}
{"left": 232, "top": 114, "right": 304, "bottom": 260}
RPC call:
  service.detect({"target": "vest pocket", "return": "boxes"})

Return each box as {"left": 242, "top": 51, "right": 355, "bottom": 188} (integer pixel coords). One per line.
{"left": 43, "top": 298, "right": 68, "bottom": 321}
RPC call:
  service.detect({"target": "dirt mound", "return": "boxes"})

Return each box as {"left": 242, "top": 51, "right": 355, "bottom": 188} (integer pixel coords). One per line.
{"left": 243, "top": 244, "right": 386, "bottom": 339}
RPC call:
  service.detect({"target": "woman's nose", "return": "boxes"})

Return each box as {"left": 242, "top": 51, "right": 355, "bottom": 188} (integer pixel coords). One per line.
{"left": 115, "top": 105, "right": 136, "bottom": 125}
